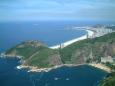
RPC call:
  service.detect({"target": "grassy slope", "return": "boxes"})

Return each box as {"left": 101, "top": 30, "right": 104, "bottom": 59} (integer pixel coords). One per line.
{"left": 5, "top": 32, "right": 115, "bottom": 67}
{"left": 5, "top": 41, "right": 61, "bottom": 68}
{"left": 26, "top": 48, "right": 60, "bottom": 67}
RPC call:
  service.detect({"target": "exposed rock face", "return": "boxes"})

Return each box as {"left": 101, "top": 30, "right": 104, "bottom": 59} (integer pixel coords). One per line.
{"left": 60, "top": 32, "right": 115, "bottom": 64}
{"left": 49, "top": 54, "right": 63, "bottom": 66}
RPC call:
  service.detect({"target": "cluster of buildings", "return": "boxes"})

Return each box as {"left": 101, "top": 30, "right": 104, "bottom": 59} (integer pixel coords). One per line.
{"left": 101, "top": 56, "right": 115, "bottom": 63}
{"left": 87, "top": 26, "right": 113, "bottom": 38}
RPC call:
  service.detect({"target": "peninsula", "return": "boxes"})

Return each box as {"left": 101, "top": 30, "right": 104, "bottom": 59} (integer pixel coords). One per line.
{"left": 0, "top": 25, "right": 114, "bottom": 72}
{"left": 1, "top": 25, "right": 115, "bottom": 86}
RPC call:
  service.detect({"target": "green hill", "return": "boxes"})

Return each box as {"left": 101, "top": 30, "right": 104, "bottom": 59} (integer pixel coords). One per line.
{"left": 5, "top": 32, "right": 115, "bottom": 68}
{"left": 5, "top": 41, "right": 62, "bottom": 68}
{"left": 60, "top": 32, "right": 115, "bottom": 64}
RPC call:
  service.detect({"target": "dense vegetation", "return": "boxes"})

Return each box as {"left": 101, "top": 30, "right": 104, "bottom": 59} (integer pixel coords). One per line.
{"left": 5, "top": 32, "right": 115, "bottom": 68}
{"left": 5, "top": 41, "right": 62, "bottom": 68}
{"left": 100, "top": 72, "right": 115, "bottom": 86}
{"left": 60, "top": 32, "right": 115, "bottom": 64}
{"left": 99, "top": 63, "right": 115, "bottom": 86}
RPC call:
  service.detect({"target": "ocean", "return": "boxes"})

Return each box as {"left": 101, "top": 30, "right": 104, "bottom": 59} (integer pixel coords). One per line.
{"left": 0, "top": 58, "right": 108, "bottom": 86}
{"left": 0, "top": 20, "right": 114, "bottom": 52}
{"left": 0, "top": 21, "right": 87, "bottom": 53}
{"left": 0, "top": 20, "right": 112, "bottom": 86}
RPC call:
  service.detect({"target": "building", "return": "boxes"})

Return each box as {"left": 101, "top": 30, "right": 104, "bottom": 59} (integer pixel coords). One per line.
{"left": 101, "top": 56, "right": 113, "bottom": 63}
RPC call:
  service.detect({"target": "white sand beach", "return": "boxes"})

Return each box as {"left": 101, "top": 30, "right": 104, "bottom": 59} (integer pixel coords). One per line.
{"left": 50, "top": 29, "right": 94, "bottom": 49}
{"left": 89, "top": 63, "right": 112, "bottom": 73}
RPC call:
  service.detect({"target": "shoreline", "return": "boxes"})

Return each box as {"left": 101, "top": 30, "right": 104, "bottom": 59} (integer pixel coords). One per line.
{"left": 50, "top": 29, "right": 94, "bottom": 49}
{"left": 1, "top": 26, "right": 113, "bottom": 73}
{"left": 88, "top": 63, "right": 112, "bottom": 73}
{"left": 16, "top": 63, "right": 111, "bottom": 73}
{"left": 16, "top": 64, "right": 86, "bottom": 72}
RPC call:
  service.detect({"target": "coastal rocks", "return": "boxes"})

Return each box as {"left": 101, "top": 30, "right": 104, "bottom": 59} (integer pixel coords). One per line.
{"left": 0, "top": 53, "right": 22, "bottom": 59}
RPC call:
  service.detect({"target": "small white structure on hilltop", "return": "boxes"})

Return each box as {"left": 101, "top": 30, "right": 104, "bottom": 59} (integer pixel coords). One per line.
{"left": 59, "top": 43, "right": 65, "bottom": 49}
{"left": 101, "top": 56, "right": 113, "bottom": 63}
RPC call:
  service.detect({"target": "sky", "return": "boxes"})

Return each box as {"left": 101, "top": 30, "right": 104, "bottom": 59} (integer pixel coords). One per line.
{"left": 0, "top": 0, "right": 115, "bottom": 21}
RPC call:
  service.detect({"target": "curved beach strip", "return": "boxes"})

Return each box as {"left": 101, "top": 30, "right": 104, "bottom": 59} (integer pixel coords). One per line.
{"left": 50, "top": 29, "right": 94, "bottom": 49}
{"left": 89, "top": 63, "right": 111, "bottom": 73}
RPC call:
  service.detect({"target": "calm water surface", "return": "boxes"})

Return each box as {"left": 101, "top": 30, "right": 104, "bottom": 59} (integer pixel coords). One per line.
{"left": 0, "top": 21, "right": 111, "bottom": 86}
{"left": 0, "top": 58, "right": 108, "bottom": 86}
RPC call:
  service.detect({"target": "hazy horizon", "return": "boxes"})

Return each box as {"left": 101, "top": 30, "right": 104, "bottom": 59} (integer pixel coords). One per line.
{"left": 0, "top": 0, "right": 115, "bottom": 22}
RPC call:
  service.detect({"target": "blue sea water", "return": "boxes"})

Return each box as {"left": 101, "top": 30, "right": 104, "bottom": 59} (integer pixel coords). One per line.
{"left": 0, "top": 58, "right": 108, "bottom": 86}
{"left": 0, "top": 21, "right": 87, "bottom": 53}
{"left": 0, "top": 20, "right": 113, "bottom": 86}
{"left": 0, "top": 20, "right": 115, "bottom": 53}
